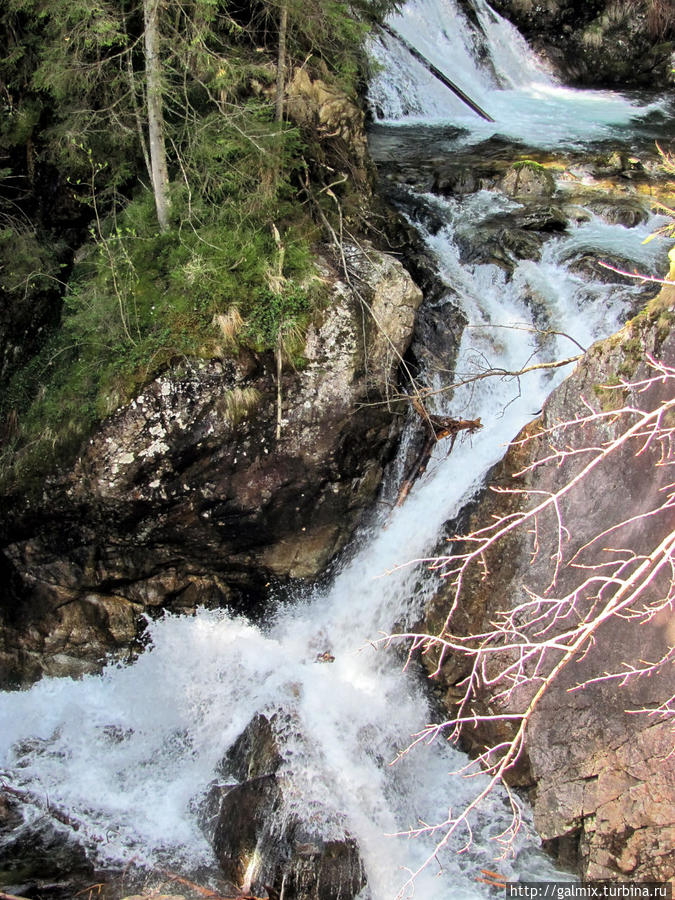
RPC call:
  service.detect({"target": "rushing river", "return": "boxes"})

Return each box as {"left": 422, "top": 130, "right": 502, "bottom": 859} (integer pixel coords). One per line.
{"left": 1, "top": 1, "right": 673, "bottom": 898}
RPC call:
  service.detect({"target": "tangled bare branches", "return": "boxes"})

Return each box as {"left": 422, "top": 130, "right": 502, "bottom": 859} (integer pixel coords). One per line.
{"left": 381, "top": 354, "right": 675, "bottom": 892}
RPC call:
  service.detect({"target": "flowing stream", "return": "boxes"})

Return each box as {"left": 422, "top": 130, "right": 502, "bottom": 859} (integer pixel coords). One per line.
{"left": 1, "top": 2, "right": 673, "bottom": 898}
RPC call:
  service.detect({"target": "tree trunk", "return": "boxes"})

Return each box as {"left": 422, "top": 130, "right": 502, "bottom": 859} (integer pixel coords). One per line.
{"left": 275, "top": 3, "right": 288, "bottom": 123}
{"left": 143, "top": 0, "right": 171, "bottom": 231}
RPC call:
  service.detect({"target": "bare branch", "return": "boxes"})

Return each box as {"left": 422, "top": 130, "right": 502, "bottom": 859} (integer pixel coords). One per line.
{"left": 378, "top": 357, "right": 675, "bottom": 886}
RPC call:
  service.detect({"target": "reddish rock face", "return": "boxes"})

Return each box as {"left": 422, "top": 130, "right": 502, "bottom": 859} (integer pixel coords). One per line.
{"left": 423, "top": 300, "right": 675, "bottom": 881}
{"left": 0, "top": 245, "right": 422, "bottom": 686}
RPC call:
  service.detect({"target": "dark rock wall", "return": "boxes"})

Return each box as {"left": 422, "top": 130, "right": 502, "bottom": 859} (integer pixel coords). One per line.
{"left": 0, "top": 245, "right": 422, "bottom": 686}
{"left": 485, "top": 0, "right": 674, "bottom": 87}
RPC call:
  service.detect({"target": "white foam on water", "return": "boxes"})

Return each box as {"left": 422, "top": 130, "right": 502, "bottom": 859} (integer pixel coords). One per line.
{"left": 368, "top": 0, "right": 667, "bottom": 147}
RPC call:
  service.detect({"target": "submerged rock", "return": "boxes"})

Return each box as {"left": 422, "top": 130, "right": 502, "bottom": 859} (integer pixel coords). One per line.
{"left": 585, "top": 196, "right": 650, "bottom": 228}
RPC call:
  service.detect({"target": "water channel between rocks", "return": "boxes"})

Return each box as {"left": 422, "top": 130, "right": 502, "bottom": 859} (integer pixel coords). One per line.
{"left": 1, "top": 0, "right": 674, "bottom": 897}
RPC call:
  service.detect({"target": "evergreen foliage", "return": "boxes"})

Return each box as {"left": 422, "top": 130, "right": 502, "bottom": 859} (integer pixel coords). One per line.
{"left": 0, "top": 0, "right": 399, "bottom": 487}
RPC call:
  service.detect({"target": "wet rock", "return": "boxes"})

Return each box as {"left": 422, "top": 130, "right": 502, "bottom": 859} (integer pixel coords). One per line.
{"left": 422, "top": 302, "right": 675, "bottom": 879}
{"left": 213, "top": 774, "right": 286, "bottom": 890}
{"left": 0, "top": 792, "right": 22, "bottom": 835}
{"left": 568, "top": 252, "right": 649, "bottom": 285}
{"left": 586, "top": 197, "right": 650, "bottom": 228}
{"left": 565, "top": 252, "right": 663, "bottom": 315}
{"left": 498, "top": 228, "right": 545, "bottom": 262}
{"left": 434, "top": 166, "right": 479, "bottom": 196}
{"left": 521, "top": 289, "right": 556, "bottom": 337}
{"left": 0, "top": 794, "right": 95, "bottom": 897}
{"left": 0, "top": 244, "right": 422, "bottom": 686}
{"left": 280, "top": 835, "right": 365, "bottom": 900}
{"left": 457, "top": 223, "right": 542, "bottom": 272}
{"left": 501, "top": 162, "right": 556, "bottom": 199}
{"left": 388, "top": 188, "right": 447, "bottom": 235}
{"left": 225, "top": 713, "right": 284, "bottom": 783}
{"left": 488, "top": 0, "right": 674, "bottom": 89}
{"left": 213, "top": 776, "right": 365, "bottom": 900}
{"left": 517, "top": 205, "right": 569, "bottom": 231}
{"left": 455, "top": 202, "right": 568, "bottom": 272}
{"left": 561, "top": 203, "right": 593, "bottom": 225}
{"left": 209, "top": 714, "right": 367, "bottom": 900}
{"left": 409, "top": 297, "right": 467, "bottom": 397}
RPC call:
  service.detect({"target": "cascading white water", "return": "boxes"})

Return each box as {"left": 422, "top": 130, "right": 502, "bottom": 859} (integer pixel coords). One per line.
{"left": 368, "top": 0, "right": 668, "bottom": 147}
{"left": 1, "top": 2, "right": 672, "bottom": 898}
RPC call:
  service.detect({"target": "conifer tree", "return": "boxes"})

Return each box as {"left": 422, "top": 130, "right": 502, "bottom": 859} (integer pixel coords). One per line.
{"left": 143, "top": 0, "right": 170, "bottom": 230}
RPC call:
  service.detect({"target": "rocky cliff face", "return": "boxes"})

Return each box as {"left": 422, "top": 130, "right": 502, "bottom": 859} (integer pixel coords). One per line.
{"left": 0, "top": 244, "right": 422, "bottom": 686}
{"left": 486, "top": 0, "right": 674, "bottom": 87}
{"left": 422, "top": 289, "right": 675, "bottom": 880}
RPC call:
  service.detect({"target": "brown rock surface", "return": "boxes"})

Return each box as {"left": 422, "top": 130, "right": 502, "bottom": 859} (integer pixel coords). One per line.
{"left": 422, "top": 299, "right": 675, "bottom": 879}
{"left": 285, "top": 69, "right": 369, "bottom": 179}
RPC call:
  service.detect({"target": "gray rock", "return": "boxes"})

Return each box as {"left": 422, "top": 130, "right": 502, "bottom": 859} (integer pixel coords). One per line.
{"left": 500, "top": 162, "right": 556, "bottom": 199}
{"left": 422, "top": 301, "right": 675, "bottom": 880}
{"left": 586, "top": 197, "right": 650, "bottom": 228}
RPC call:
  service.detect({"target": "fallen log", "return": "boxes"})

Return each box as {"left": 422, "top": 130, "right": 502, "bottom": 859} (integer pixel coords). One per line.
{"left": 380, "top": 23, "right": 495, "bottom": 123}
{"left": 396, "top": 395, "right": 482, "bottom": 506}
{"left": 1, "top": 780, "right": 82, "bottom": 831}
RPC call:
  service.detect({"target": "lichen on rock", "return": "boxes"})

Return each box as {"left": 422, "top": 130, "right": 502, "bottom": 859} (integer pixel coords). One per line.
{"left": 0, "top": 244, "right": 422, "bottom": 686}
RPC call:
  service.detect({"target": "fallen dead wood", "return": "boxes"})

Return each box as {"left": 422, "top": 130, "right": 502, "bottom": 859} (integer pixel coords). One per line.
{"left": 380, "top": 23, "right": 495, "bottom": 122}
{"left": 396, "top": 395, "right": 482, "bottom": 506}
{"left": 1, "top": 780, "right": 82, "bottom": 831}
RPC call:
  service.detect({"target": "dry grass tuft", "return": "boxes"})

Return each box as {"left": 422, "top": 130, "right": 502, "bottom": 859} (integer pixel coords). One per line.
{"left": 221, "top": 386, "right": 261, "bottom": 424}
{"left": 213, "top": 307, "right": 244, "bottom": 347}
{"left": 645, "top": 0, "right": 675, "bottom": 39}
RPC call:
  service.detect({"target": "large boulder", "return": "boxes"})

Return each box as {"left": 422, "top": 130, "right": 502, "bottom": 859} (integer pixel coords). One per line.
{"left": 208, "top": 714, "right": 367, "bottom": 900}
{"left": 0, "top": 244, "right": 422, "bottom": 685}
{"left": 421, "top": 294, "right": 675, "bottom": 880}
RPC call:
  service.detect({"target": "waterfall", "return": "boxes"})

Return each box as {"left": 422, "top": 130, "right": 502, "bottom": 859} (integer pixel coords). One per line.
{"left": 1, "top": 2, "right": 672, "bottom": 898}
{"left": 368, "top": 0, "right": 668, "bottom": 147}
